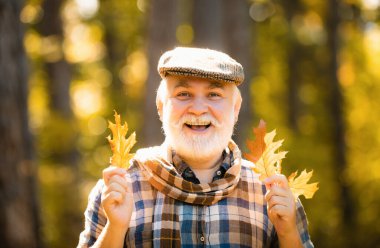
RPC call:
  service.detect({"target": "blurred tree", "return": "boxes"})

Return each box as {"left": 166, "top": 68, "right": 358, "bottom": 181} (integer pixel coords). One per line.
{"left": 193, "top": 0, "right": 223, "bottom": 50}
{"left": 282, "top": 0, "right": 304, "bottom": 132}
{"left": 37, "top": 0, "right": 82, "bottom": 246}
{"left": 222, "top": 0, "right": 254, "bottom": 148}
{"left": 38, "top": 0, "right": 72, "bottom": 118}
{"left": 98, "top": 1, "right": 130, "bottom": 114}
{"left": 0, "top": 0, "right": 41, "bottom": 247}
{"left": 325, "top": 0, "right": 356, "bottom": 239}
{"left": 143, "top": 0, "right": 179, "bottom": 146}
{"left": 97, "top": 0, "right": 146, "bottom": 139}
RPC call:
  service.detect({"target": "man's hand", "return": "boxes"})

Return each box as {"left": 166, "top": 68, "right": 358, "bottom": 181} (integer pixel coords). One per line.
{"left": 101, "top": 166, "right": 134, "bottom": 230}
{"left": 265, "top": 174, "right": 303, "bottom": 248}
{"left": 91, "top": 166, "right": 134, "bottom": 248}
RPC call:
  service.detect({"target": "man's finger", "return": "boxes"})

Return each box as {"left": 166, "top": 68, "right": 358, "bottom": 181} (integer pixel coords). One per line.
{"left": 264, "top": 174, "right": 289, "bottom": 188}
{"left": 103, "top": 166, "right": 127, "bottom": 185}
{"left": 266, "top": 195, "right": 288, "bottom": 207}
{"left": 265, "top": 185, "right": 288, "bottom": 200}
{"left": 108, "top": 175, "right": 129, "bottom": 192}
{"left": 102, "top": 191, "right": 124, "bottom": 206}
{"left": 268, "top": 204, "right": 289, "bottom": 217}
{"left": 107, "top": 182, "right": 127, "bottom": 197}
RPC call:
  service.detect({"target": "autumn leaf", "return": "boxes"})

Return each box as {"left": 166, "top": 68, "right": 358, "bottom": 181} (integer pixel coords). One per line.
{"left": 288, "top": 170, "right": 319, "bottom": 199}
{"left": 250, "top": 129, "right": 287, "bottom": 181}
{"left": 245, "top": 120, "right": 319, "bottom": 200}
{"left": 244, "top": 119, "right": 267, "bottom": 163}
{"left": 107, "top": 111, "right": 136, "bottom": 169}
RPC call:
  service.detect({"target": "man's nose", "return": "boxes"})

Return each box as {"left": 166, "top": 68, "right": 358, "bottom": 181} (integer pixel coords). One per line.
{"left": 188, "top": 97, "right": 208, "bottom": 115}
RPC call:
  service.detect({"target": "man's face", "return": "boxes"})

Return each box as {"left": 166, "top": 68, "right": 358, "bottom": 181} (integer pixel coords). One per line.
{"left": 159, "top": 76, "right": 241, "bottom": 162}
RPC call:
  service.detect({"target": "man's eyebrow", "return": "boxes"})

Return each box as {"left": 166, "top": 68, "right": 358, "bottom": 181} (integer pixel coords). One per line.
{"left": 174, "top": 80, "right": 189, "bottom": 88}
{"left": 208, "top": 81, "right": 225, "bottom": 89}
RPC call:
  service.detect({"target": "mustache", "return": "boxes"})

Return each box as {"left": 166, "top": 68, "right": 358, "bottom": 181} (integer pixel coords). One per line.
{"left": 172, "top": 114, "right": 221, "bottom": 128}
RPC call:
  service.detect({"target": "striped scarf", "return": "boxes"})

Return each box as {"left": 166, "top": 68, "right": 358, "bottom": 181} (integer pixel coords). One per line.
{"left": 133, "top": 141, "right": 241, "bottom": 246}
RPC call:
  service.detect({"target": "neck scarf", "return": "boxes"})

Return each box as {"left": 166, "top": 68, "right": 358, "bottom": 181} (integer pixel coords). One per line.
{"left": 132, "top": 141, "right": 242, "bottom": 247}
{"left": 135, "top": 140, "right": 241, "bottom": 206}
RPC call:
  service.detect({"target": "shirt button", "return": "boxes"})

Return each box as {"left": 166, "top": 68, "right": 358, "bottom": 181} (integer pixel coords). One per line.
{"left": 200, "top": 236, "right": 205, "bottom": 242}
{"left": 216, "top": 170, "right": 222, "bottom": 176}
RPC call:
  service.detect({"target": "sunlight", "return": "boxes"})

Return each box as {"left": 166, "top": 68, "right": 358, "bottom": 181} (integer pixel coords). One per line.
{"left": 120, "top": 50, "right": 148, "bottom": 86}
{"left": 64, "top": 23, "right": 105, "bottom": 63}
{"left": 63, "top": 1, "right": 104, "bottom": 63}
{"left": 74, "top": 0, "right": 99, "bottom": 19}
{"left": 119, "top": 50, "right": 147, "bottom": 99}
{"left": 29, "top": 83, "right": 49, "bottom": 131}
{"left": 362, "top": 0, "right": 380, "bottom": 9}
{"left": 20, "top": 4, "right": 42, "bottom": 24}
{"left": 364, "top": 24, "right": 380, "bottom": 77}
{"left": 24, "top": 30, "right": 41, "bottom": 59}
{"left": 291, "top": 11, "right": 326, "bottom": 45}
{"left": 338, "top": 61, "right": 355, "bottom": 87}
{"left": 137, "top": 0, "right": 147, "bottom": 12}
{"left": 71, "top": 82, "right": 103, "bottom": 118}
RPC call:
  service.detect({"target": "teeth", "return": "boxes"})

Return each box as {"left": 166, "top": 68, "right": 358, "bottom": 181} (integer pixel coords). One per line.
{"left": 185, "top": 121, "right": 211, "bottom": 126}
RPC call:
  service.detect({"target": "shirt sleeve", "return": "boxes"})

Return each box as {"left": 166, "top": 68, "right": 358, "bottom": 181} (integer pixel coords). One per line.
{"left": 295, "top": 199, "right": 314, "bottom": 248}
{"left": 77, "top": 180, "right": 107, "bottom": 248}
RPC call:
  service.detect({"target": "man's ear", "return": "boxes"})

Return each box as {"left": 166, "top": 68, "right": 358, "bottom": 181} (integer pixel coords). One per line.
{"left": 234, "top": 91, "right": 242, "bottom": 124}
{"left": 156, "top": 97, "right": 163, "bottom": 122}
{"left": 156, "top": 79, "right": 167, "bottom": 122}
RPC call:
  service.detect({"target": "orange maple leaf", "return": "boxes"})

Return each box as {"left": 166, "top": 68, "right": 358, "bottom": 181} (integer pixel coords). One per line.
{"left": 107, "top": 111, "right": 136, "bottom": 169}
{"left": 244, "top": 119, "right": 267, "bottom": 163}
{"left": 245, "top": 120, "right": 319, "bottom": 200}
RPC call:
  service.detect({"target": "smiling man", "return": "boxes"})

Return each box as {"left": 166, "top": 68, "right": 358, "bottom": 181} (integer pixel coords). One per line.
{"left": 78, "top": 47, "right": 314, "bottom": 248}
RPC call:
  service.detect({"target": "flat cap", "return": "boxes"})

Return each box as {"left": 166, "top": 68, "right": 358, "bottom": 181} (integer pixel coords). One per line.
{"left": 157, "top": 47, "right": 244, "bottom": 85}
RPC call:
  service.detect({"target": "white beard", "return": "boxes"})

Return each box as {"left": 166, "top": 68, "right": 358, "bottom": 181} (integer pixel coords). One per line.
{"left": 162, "top": 110, "right": 235, "bottom": 161}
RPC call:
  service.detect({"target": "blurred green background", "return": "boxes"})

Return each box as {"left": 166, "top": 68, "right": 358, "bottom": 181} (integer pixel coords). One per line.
{"left": 1, "top": 0, "right": 380, "bottom": 247}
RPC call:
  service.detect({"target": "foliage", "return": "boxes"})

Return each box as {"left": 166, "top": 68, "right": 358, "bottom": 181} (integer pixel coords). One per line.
{"left": 107, "top": 111, "right": 136, "bottom": 169}
{"left": 288, "top": 170, "right": 318, "bottom": 200}
{"left": 245, "top": 120, "right": 318, "bottom": 200}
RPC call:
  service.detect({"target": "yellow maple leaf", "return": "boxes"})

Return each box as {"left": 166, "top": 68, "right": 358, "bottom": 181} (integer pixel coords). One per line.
{"left": 246, "top": 120, "right": 319, "bottom": 200}
{"left": 288, "top": 170, "right": 319, "bottom": 199}
{"left": 106, "top": 111, "right": 136, "bottom": 169}
{"left": 252, "top": 129, "right": 287, "bottom": 181}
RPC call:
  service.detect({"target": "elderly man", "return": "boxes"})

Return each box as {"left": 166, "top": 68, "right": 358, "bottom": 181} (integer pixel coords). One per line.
{"left": 78, "top": 47, "right": 314, "bottom": 247}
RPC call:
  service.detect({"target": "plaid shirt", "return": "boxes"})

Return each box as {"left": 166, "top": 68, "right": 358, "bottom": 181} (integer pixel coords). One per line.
{"left": 78, "top": 144, "right": 314, "bottom": 248}
{"left": 172, "top": 150, "right": 231, "bottom": 184}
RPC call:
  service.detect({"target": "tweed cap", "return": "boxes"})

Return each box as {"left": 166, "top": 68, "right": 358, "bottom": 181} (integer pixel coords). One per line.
{"left": 157, "top": 47, "right": 244, "bottom": 85}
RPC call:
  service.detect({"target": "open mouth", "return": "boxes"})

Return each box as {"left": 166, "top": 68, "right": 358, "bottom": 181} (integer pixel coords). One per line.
{"left": 184, "top": 121, "right": 212, "bottom": 131}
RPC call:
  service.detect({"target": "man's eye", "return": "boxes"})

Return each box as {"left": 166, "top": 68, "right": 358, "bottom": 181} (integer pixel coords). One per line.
{"left": 209, "top": 92, "right": 221, "bottom": 98}
{"left": 177, "top": 92, "right": 191, "bottom": 98}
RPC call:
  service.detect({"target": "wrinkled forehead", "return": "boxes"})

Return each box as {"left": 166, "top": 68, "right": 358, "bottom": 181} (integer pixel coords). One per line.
{"left": 156, "top": 76, "right": 241, "bottom": 105}
{"left": 165, "top": 75, "right": 232, "bottom": 90}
